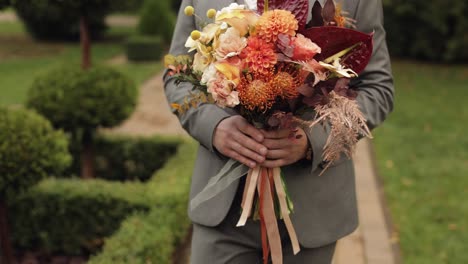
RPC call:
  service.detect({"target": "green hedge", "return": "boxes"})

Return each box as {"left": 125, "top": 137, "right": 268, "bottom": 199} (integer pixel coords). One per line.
{"left": 89, "top": 141, "right": 196, "bottom": 263}
{"left": 10, "top": 140, "right": 195, "bottom": 258}
{"left": 383, "top": 0, "right": 468, "bottom": 62}
{"left": 10, "top": 178, "right": 150, "bottom": 255}
{"left": 66, "top": 134, "right": 181, "bottom": 181}
{"left": 126, "top": 35, "right": 164, "bottom": 62}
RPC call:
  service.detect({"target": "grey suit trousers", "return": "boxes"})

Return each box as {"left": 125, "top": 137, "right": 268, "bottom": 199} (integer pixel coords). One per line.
{"left": 190, "top": 179, "right": 336, "bottom": 264}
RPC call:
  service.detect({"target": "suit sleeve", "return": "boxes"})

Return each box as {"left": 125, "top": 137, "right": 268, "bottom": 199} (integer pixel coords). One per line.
{"left": 163, "top": 0, "right": 237, "bottom": 152}
{"left": 303, "top": 0, "right": 394, "bottom": 172}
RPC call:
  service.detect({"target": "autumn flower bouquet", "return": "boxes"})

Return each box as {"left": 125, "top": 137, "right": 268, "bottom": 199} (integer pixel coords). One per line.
{"left": 165, "top": 0, "right": 373, "bottom": 263}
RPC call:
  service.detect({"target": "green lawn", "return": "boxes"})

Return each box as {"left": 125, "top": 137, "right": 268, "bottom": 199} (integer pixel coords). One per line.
{"left": 0, "top": 19, "right": 162, "bottom": 106}
{"left": 373, "top": 60, "right": 468, "bottom": 263}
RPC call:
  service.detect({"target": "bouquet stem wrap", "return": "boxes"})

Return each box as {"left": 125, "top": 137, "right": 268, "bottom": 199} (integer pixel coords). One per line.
{"left": 190, "top": 161, "right": 300, "bottom": 264}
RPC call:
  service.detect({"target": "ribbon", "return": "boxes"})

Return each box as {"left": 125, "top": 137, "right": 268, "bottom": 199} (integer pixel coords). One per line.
{"left": 190, "top": 159, "right": 249, "bottom": 211}
{"left": 238, "top": 167, "right": 301, "bottom": 264}
{"left": 272, "top": 167, "right": 301, "bottom": 255}
{"left": 191, "top": 160, "right": 301, "bottom": 263}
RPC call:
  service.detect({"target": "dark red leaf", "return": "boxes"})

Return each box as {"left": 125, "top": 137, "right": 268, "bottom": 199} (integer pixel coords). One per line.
{"left": 257, "top": 0, "right": 309, "bottom": 30}
{"left": 300, "top": 26, "right": 373, "bottom": 74}
{"left": 322, "top": 0, "right": 336, "bottom": 25}
{"left": 307, "top": 1, "right": 324, "bottom": 28}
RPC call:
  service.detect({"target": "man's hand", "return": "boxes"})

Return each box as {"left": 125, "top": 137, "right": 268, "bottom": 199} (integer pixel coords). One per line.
{"left": 213, "top": 116, "right": 267, "bottom": 168}
{"left": 261, "top": 128, "right": 309, "bottom": 168}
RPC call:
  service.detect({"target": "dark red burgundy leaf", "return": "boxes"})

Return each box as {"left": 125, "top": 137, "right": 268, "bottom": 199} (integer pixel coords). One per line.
{"left": 257, "top": 0, "right": 309, "bottom": 30}
{"left": 322, "top": 0, "right": 336, "bottom": 25}
{"left": 300, "top": 26, "right": 374, "bottom": 74}
{"left": 307, "top": 1, "right": 324, "bottom": 28}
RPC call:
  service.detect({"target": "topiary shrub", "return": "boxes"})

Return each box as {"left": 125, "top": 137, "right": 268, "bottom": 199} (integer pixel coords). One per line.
{"left": 10, "top": 178, "right": 151, "bottom": 255}
{"left": 65, "top": 135, "right": 181, "bottom": 181}
{"left": 383, "top": 0, "right": 468, "bottom": 62}
{"left": 27, "top": 66, "right": 138, "bottom": 178}
{"left": 126, "top": 35, "right": 164, "bottom": 62}
{"left": 89, "top": 141, "right": 195, "bottom": 264}
{"left": 0, "top": 0, "right": 10, "bottom": 10}
{"left": 138, "top": 0, "right": 176, "bottom": 44}
{"left": 12, "top": 0, "right": 106, "bottom": 41}
{"left": 0, "top": 107, "right": 71, "bottom": 202}
{"left": 0, "top": 107, "right": 71, "bottom": 263}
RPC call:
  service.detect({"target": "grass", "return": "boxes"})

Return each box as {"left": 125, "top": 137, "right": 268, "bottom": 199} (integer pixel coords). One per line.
{"left": 373, "top": 60, "right": 468, "bottom": 263}
{"left": 0, "top": 19, "right": 162, "bottom": 106}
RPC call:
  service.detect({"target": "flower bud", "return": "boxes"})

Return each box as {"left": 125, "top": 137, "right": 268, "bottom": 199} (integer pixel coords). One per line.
{"left": 207, "top": 9, "right": 217, "bottom": 19}
{"left": 191, "top": 30, "right": 201, "bottom": 40}
{"left": 184, "top": 6, "right": 195, "bottom": 16}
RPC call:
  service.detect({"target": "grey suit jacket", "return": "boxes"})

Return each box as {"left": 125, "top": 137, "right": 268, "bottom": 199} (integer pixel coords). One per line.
{"left": 164, "top": 0, "right": 394, "bottom": 248}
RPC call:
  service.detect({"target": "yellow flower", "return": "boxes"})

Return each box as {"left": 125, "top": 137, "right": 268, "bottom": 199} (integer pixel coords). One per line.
{"left": 191, "top": 30, "right": 201, "bottom": 40}
{"left": 184, "top": 6, "right": 195, "bottom": 16}
{"left": 207, "top": 9, "right": 217, "bottom": 19}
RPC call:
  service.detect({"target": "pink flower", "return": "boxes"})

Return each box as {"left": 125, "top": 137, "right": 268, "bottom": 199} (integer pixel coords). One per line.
{"left": 207, "top": 73, "right": 240, "bottom": 108}
{"left": 215, "top": 27, "right": 247, "bottom": 61}
{"left": 278, "top": 34, "right": 321, "bottom": 61}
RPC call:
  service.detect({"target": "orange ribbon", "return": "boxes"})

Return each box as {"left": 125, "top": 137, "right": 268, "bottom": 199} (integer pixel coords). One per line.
{"left": 237, "top": 166, "right": 301, "bottom": 264}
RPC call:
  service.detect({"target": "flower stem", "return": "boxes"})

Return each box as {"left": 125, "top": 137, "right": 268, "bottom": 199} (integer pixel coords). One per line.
{"left": 264, "top": 0, "right": 269, "bottom": 12}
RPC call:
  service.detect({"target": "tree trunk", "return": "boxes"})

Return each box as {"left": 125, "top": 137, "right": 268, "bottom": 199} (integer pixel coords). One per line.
{"left": 0, "top": 199, "right": 15, "bottom": 264}
{"left": 80, "top": 130, "right": 94, "bottom": 179}
{"left": 80, "top": 15, "right": 91, "bottom": 70}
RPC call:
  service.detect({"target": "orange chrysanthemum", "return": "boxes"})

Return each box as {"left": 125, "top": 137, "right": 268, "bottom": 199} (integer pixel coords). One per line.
{"left": 238, "top": 74, "right": 276, "bottom": 112}
{"left": 255, "top": 10, "right": 298, "bottom": 43}
{"left": 241, "top": 37, "right": 277, "bottom": 75}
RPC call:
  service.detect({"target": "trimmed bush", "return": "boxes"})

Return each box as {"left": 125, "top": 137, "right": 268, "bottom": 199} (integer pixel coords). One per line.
{"left": 0, "top": 0, "right": 9, "bottom": 9}
{"left": 0, "top": 107, "right": 71, "bottom": 201}
{"left": 9, "top": 140, "right": 194, "bottom": 257}
{"left": 88, "top": 206, "right": 189, "bottom": 264}
{"left": 67, "top": 134, "right": 181, "bottom": 181}
{"left": 10, "top": 178, "right": 151, "bottom": 255}
{"left": 11, "top": 0, "right": 131, "bottom": 41}
{"left": 27, "top": 66, "right": 137, "bottom": 132}
{"left": 138, "top": 0, "right": 176, "bottom": 44}
{"left": 383, "top": 0, "right": 468, "bottom": 62}
{"left": 89, "top": 141, "right": 196, "bottom": 263}
{"left": 126, "top": 35, "right": 164, "bottom": 62}
{"left": 27, "top": 66, "right": 138, "bottom": 178}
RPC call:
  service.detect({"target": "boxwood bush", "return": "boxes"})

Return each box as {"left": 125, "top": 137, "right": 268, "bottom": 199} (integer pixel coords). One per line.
{"left": 27, "top": 66, "right": 137, "bottom": 132}
{"left": 383, "top": 0, "right": 468, "bottom": 62}
{"left": 89, "top": 141, "right": 196, "bottom": 263}
{"left": 67, "top": 134, "right": 181, "bottom": 181}
{"left": 10, "top": 178, "right": 151, "bottom": 255}
{"left": 0, "top": 107, "right": 71, "bottom": 202}
{"left": 27, "top": 66, "right": 138, "bottom": 178}
{"left": 126, "top": 35, "right": 164, "bottom": 62}
{"left": 138, "top": 0, "right": 176, "bottom": 44}
{"left": 9, "top": 140, "right": 194, "bottom": 258}
{"left": 11, "top": 0, "right": 130, "bottom": 41}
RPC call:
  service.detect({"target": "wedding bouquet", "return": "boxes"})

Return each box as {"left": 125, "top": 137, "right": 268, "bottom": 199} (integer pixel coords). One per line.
{"left": 165, "top": 0, "right": 373, "bottom": 263}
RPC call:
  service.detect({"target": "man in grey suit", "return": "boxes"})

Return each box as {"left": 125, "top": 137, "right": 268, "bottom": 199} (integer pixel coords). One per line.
{"left": 164, "top": 0, "right": 394, "bottom": 263}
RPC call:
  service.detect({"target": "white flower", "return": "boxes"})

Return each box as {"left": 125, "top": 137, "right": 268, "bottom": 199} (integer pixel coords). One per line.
{"left": 244, "top": 0, "right": 257, "bottom": 10}
{"left": 216, "top": 3, "right": 246, "bottom": 19}
{"left": 319, "top": 58, "right": 358, "bottom": 78}
{"left": 201, "top": 64, "right": 217, "bottom": 84}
